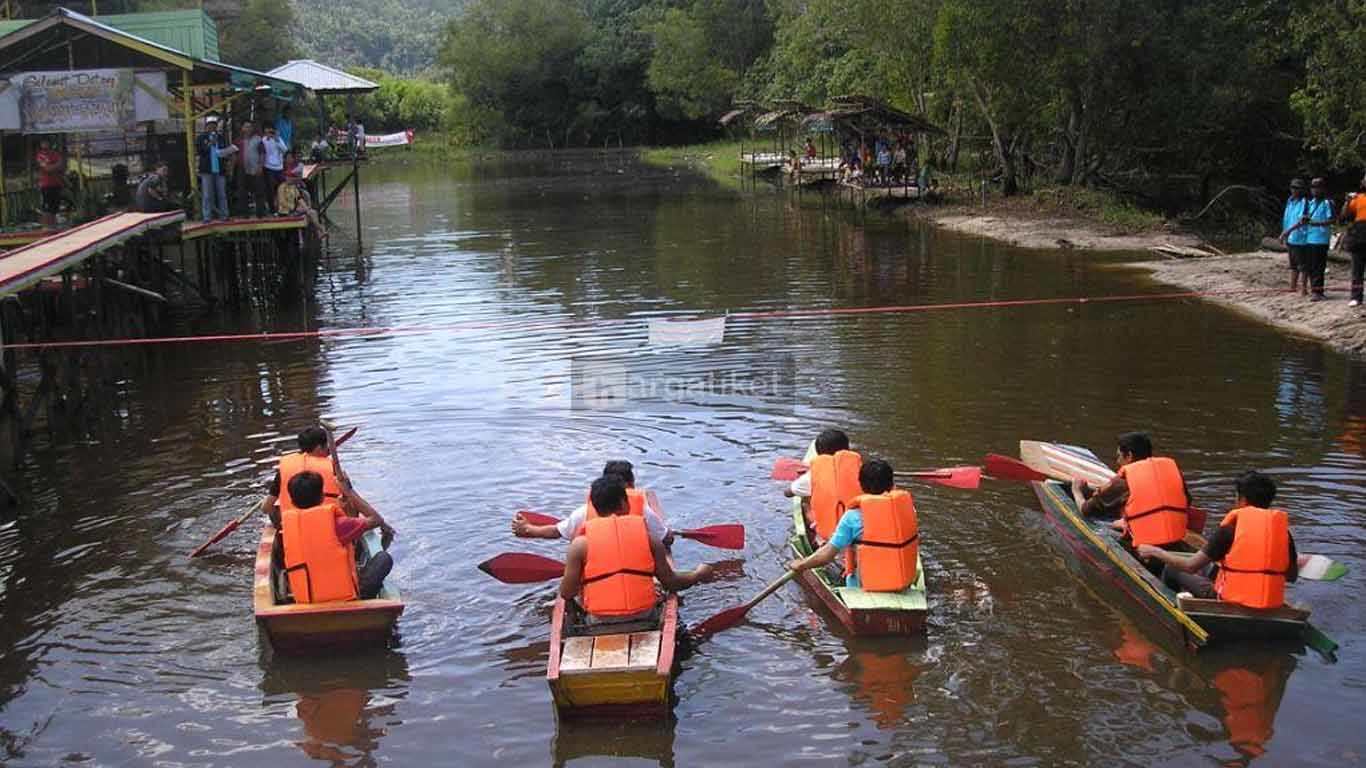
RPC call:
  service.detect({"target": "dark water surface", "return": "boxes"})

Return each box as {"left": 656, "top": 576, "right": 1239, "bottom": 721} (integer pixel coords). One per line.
{"left": 1, "top": 152, "right": 1363, "bottom": 766}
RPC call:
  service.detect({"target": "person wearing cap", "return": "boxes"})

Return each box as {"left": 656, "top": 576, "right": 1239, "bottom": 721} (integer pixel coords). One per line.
{"left": 1279, "top": 178, "right": 1310, "bottom": 293}
{"left": 195, "top": 115, "right": 235, "bottom": 222}
{"left": 1283, "top": 177, "right": 1336, "bottom": 301}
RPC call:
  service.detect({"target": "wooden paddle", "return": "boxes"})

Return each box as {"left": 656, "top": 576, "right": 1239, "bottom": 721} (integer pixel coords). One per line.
{"left": 771, "top": 456, "right": 983, "bottom": 489}
{"left": 478, "top": 552, "right": 565, "bottom": 583}
{"left": 188, "top": 427, "right": 359, "bottom": 558}
{"left": 989, "top": 453, "right": 1349, "bottom": 582}
{"left": 690, "top": 569, "right": 798, "bottom": 639}
{"left": 515, "top": 510, "right": 746, "bottom": 550}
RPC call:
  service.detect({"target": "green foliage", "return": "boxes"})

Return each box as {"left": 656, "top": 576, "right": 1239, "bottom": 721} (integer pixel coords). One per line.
{"left": 219, "top": 0, "right": 299, "bottom": 70}
{"left": 1292, "top": 2, "right": 1366, "bottom": 167}
{"left": 290, "top": 0, "right": 465, "bottom": 74}
{"left": 324, "top": 69, "right": 453, "bottom": 132}
{"left": 646, "top": 8, "right": 737, "bottom": 120}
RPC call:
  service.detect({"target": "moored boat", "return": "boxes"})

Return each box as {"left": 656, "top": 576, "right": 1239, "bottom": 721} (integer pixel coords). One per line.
{"left": 546, "top": 594, "right": 678, "bottom": 718}
{"left": 1020, "top": 440, "right": 1319, "bottom": 651}
{"left": 253, "top": 525, "right": 404, "bottom": 654}
{"left": 787, "top": 497, "right": 928, "bottom": 636}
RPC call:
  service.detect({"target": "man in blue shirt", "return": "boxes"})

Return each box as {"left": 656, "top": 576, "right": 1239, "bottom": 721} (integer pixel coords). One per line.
{"left": 194, "top": 115, "right": 235, "bottom": 221}
{"left": 1280, "top": 178, "right": 1309, "bottom": 293}
{"left": 787, "top": 458, "right": 896, "bottom": 588}
{"left": 1294, "top": 178, "right": 1336, "bottom": 301}
{"left": 275, "top": 106, "right": 294, "bottom": 151}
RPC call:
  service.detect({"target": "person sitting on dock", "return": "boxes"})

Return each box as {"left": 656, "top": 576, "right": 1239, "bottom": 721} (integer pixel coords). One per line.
{"left": 1071, "top": 432, "right": 1190, "bottom": 549}
{"left": 787, "top": 459, "right": 920, "bottom": 591}
{"left": 558, "top": 476, "right": 711, "bottom": 623}
{"left": 135, "top": 162, "right": 172, "bottom": 213}
{"left": 512, "top": 460, "right": 670, "bottom": 544}
{"left": 787, "top": 428, "right": 862, "bottom": 544}
{"left": 280, "top": 471, "right": 394, "bottom": 603}
{"left": 1138, "top": 471, "right": 1298, "bottom": 609}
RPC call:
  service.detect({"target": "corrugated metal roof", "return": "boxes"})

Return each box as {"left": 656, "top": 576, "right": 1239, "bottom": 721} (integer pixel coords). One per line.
{"left": 0, "top": 10, "right": 219, "bottom": 61}
{"left": 266, "top": 60, "right": 379, "bottom": 94}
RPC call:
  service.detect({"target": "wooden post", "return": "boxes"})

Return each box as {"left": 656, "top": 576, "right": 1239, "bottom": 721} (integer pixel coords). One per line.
{"left": 0, "top": 130, "right": 7, "bottom": 228}
{"left": 348, "top": 94, "right": 361, "bottom": 247}
{"left": 183, "top": 71, "right": 196, "bottom": 218}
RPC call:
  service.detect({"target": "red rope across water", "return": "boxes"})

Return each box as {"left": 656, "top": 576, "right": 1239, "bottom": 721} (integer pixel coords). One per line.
{"left": 3, "top": 287, "right": 1294, "bottom": 352}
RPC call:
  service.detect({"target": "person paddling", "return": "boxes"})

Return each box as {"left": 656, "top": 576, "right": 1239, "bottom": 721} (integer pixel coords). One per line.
{"left": 512, "top": 460, "right": 670, "bottom": 543}
{"left": 1071, "top": 432, "right": 1190, "bottom": 550}
{"left": 280, "top": 471, "right": 395, "bottom": 602}
{"left": 264, "top": 426, "right": 345, "bottom": 522}
{"left": 1138, "top": 471, "right": 1298, "bottom": 609}
{"left": 786, "top": 428, "right": 862, "bottom": 544}
{"left": 558, "top": 476, "right": 712, "bottom": 623}
{"left": 787, "top": 459, "right": 920, "bottom": 591}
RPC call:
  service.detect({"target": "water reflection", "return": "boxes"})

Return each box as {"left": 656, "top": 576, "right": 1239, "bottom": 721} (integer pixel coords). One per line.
{"left": 260, "top": 650, "right": 410, "bottom": 767}
{"left": 1106, "top": 620, "right": 1298, "bottom": 765}
{"left": 834, "top": 637, "right": 927, "bottom": 729}
{"left": 551, "top": 719, "right": 677, "bottom": 768}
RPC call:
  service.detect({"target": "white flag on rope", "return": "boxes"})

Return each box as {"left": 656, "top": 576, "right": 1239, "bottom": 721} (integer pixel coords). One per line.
{"left": 648, "top": 316, "right": 726, "bottom": 347}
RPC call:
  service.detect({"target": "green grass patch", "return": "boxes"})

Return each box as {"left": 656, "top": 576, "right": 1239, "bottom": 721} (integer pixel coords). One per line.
{"left": 640, "top": 140, "right": 745, "bottom": 187}
{"left": 1029, "top": 185, "right": 1164, "bottom": 232}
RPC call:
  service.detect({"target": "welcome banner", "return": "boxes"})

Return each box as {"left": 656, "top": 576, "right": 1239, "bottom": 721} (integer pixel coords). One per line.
{"left": 17, "top": 69, "right": 136, "bottom": 134}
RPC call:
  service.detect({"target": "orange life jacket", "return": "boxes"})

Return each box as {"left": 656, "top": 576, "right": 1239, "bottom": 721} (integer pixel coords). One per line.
{"left": 1214, "top": 506, "right": 1290, "bottom": 609}
{"left": 581, "top": 515, "right": 657, "bottom": 617}
{"left": 585, "top": 487, "right": 647, "bottom": 520}
{"left": 281, "top": 502, "right": 358, "bottom": 604}
{"left": 1117, "top": 457, "right": 1189, "bottom": 547}
{"left": 810, "top": 450, "right": 862, "bottom": 541}
{"left": 845, "top": 490, "right": 920, "bottom": 592}
{"left": 278, "top": 452, "right": 342, "bottom": 512}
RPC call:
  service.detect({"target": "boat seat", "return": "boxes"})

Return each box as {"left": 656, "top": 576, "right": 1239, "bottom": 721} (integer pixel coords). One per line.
{"left": 1178, "top": 596, "right": 1310, "bottom": 622}
{"left": 560, "top": 631, "right": 661, "bottom": 673}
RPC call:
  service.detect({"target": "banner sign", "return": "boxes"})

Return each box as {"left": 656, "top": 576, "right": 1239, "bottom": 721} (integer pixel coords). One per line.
{"left": 16, "top": 69, "right": 136, "bottom": 134}
{"left": 365, "top": 129, "right": 415, "bottom": 148}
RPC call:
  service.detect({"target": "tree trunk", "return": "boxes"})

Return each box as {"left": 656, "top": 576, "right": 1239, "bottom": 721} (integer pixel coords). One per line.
{"left": 972, "top": 82, "right": 1019, "bottom": 196}
{"left": 946, "top": 102, "right": 962, "bottom": 172}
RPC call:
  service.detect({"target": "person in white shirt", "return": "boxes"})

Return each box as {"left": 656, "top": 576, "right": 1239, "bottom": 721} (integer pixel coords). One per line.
{"left": 260, "top": 125, "right": 288, "bottom": 212}
{"left": 512, "top": 461, "right": 670, "bottom": 543}
{"left": 784, "top": 430, "right": 849, "bottom": 498}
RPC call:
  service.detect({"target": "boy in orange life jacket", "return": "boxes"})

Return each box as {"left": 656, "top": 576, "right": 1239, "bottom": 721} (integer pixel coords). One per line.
{"left": 1071, "top": 431, "right": 1190, "bottom": 548}
{"left": 786, "top": 459, "right": 920, "bottom": 591}
{"left": 783, "top": 428, "right": 851, "bottom": 499}
{"left": 1138, "top": 471, "right": 1298, "bottom": 609}
{"left": 559, "top": 476, "right": 711, "bottom": 622}
{"left": 512, "top": 460, "right": 670, "bottom": 544}
{"left": 281, "top": 471, "right": 394, "bottom": 602}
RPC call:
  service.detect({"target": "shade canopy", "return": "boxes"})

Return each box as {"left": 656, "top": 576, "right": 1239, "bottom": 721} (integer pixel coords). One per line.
{"left": 266, "top": 60, "right": 379, "bottom": 96}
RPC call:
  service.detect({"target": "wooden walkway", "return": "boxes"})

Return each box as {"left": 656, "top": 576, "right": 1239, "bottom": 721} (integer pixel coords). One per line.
{"left": 181, "top": 216, "right": 307, "bottom": 241}
{"left": 0, "top": 211, "right": 184, "bottom": 296}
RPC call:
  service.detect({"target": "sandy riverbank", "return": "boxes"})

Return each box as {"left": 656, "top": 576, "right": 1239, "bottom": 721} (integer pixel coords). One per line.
{"left": 1133, "top": 251, "right": 1366, "bottom": 355}
{"left": 918, "top": 207, "right": 1205, "bottom": 252}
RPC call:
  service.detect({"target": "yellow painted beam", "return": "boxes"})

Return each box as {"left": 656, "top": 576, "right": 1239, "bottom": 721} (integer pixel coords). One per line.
{"left": 183, "top": 71, "right": 196, "bottom": 212}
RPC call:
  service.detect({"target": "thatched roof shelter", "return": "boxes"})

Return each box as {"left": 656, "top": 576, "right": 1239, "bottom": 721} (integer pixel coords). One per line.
{"left": 828, "top": 95, "right": 943, "bottom": 135}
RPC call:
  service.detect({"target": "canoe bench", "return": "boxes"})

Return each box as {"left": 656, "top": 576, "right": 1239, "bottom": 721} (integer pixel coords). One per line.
{"left": 559, "top": 630, "right": 661, "bottom": 673}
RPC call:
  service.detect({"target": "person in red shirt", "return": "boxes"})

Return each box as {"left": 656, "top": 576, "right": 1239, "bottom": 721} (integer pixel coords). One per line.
{"left": 35, "top": 139, "right": 65, "bottom": 227}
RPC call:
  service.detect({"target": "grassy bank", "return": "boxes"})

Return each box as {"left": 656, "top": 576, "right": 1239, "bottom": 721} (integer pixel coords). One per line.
{"left": 639, "top": 140, "right": 744, "bottom": 187}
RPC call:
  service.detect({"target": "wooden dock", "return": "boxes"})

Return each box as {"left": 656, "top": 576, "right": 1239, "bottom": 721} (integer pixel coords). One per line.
{"left": 181, "top": 216, "right": 307, "bottom": 241}
{"left": 0, "top": 211, "right": 184, "bottom": 296}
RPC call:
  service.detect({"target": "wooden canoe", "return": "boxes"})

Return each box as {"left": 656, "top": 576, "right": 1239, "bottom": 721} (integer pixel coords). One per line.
{"left": 1021, "top": 440, "right": 1316, "bottom": 651}
{"left": 787, "top": 497, "right": 928, "bottom": 636}
{"left": 253, "top": 525, "right": 404, "bottom": 655}
{"left": 547, "top": 594, "right": 678, "bottom": 718}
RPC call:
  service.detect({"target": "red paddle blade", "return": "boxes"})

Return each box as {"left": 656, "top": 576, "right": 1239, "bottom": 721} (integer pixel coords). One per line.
{"left": 189, "top": 518, "right": 241, "bottom": 558}
{"left": 516, "top": 510, "right": 561, "bottom": 526}
{"left": 679, "top": 524, "right": 745, "bottom": 550}
{"left": 689, "top": 604, "right": 751, "bottom": 639}
{"left": 984, "top": 454, "right": 1049, "bottom": 482}
{"left": 478, "top": 553, "right": 565, "bottom": 584}
{"left": 771, "top": 456, "right": 807, "bottom": 482}
{"left": 909, "top": 466, "right": 981, "bottom": 490}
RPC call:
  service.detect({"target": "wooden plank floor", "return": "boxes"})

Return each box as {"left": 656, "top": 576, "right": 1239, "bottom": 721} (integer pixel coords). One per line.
{"left": 0, "top": 211, "right": 184, "bottom": 296}
{"left": 560, "top": 630, "right": 662, "bottom": 673}
{"left": 180, "top": 215, "right": 307, "bottom": 241}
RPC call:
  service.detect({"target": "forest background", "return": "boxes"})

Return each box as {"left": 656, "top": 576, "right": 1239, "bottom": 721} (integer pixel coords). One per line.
{"left": 45, "top": 0, "right": 1366, "bottom": 213}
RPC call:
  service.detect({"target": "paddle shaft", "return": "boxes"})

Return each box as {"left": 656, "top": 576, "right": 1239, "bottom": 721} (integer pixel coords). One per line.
{"left": 746, "top": 569, "right": 798, "bottom": 610}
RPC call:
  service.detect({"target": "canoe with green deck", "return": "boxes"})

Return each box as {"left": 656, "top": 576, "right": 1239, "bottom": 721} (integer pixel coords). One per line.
{"left": 787, "top": 497, "right": 928, "bottom": 636}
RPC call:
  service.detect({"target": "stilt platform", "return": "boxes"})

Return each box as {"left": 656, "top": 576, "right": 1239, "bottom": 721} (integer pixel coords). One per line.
{"left": 0, "top": 211, "right": 184, "bottom": 296}
{"left": 181, "top": 216, "right": 307, "bottom": 241}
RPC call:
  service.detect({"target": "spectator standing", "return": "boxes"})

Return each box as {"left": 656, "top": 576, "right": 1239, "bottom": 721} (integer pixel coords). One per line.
{"left": 261, "top": 125, "right": 288, "bottom": 212}
{"left": 1339, "top": 173, "right": 1366, "bottom": 307}
{"left": 355, "top": 119, "right": 367, "bottom": 158}
{"left": 135, "top": 161, "right": 172, "bottom": 212}
{"left": 35, "top": 139, "right": 65, "bottom": 227}
{"left": 309, "top": 134, "right": 330, "bottom": 163}
{"left": 804, "top": 138, "right": 817, "bottom": 160}
{"left": 236, "top": 121, "right": 267, "bottom": 216}
{"left": 195, "top": 115, "right": 235, "bottom": 222}
{"left": 275, "top": 106, "right": 294, "bottom": 151}
{"left": 1280, "top": 178, "right": 1309, "bottom": 293}
{"left": 1298, "top": 178, "right": 1336, "bottom": 301}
